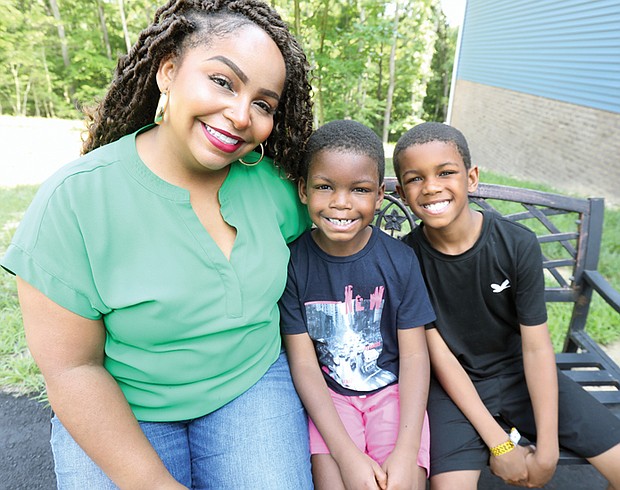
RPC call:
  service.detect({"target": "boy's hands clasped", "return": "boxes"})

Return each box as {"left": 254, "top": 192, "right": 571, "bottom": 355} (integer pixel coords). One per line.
{"left": 336, "top": 446, "right": 426, "bottom": 490}
{"left": 338, "top": 448, "right": 423, "bottom": 490}
{"left": 490, "top": 444, "right": 531, "bottom": 486}
{"left": 490, "top": 444, "right": 558, "bottom": 488}
{"left": 523, "top": 444, "right": 559, "bottom": 488}
{"left": 336, "top": 450, "right": 387, "bottom": 490}
{"left": 382, "top": 447, "right": 423, "bottom": 490}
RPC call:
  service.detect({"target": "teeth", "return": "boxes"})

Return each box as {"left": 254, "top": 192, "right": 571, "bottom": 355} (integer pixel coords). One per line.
{"left": 423, "top": 201, "right": 449, "bottom": 212}
{"left": 206, "top": 125, "right": 239, "bottom": 145}
{"left": 328, "top": 218, "right": 353, "bottom": 226}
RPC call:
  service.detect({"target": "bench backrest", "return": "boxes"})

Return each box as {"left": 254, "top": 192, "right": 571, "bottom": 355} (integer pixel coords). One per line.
{"left": 377, "top": 177, "right": 620, "bottom": 409}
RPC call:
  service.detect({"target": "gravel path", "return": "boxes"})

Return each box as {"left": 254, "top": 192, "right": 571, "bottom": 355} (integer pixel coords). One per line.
{"left": 0, "top": 392, "right": 56, "bottom": 489}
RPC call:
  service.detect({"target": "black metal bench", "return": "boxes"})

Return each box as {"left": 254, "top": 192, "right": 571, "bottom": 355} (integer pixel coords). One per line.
{"left": 376, "top": 177, "right": 620, "bottom": 465}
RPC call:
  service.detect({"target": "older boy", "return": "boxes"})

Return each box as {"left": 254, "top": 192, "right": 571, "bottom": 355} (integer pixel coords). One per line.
{"left": 393, "top": 122, "right": 620, "bottom": 489}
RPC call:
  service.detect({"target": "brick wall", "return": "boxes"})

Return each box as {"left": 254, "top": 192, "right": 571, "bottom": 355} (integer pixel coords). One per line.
{"left": 449, "top": 80, "right": 620, "bottom": 206}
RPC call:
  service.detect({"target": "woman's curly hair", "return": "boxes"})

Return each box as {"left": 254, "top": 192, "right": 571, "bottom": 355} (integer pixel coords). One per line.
{"left": 81, "top": 0, "right": 313, "bottom": 180}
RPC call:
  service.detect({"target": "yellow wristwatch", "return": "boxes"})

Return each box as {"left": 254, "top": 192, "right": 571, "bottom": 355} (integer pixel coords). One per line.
{"left": 489, "top": 427, "right": 521, "bottom": 457}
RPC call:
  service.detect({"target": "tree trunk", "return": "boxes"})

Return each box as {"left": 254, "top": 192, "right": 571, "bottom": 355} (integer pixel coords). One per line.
{"left": 22, "top": 77, "right": 32, "bottom": 115}
{"left": 10, "top": 63, "right": 21, "bottom": 115}
{"left": 357, "top": 6, "right": 367, "bottom": 116}
{"left": 48, "top": 0, "right": 75, "bottom": 104}
{"left": 315, "top": 0, "right": 330, "bottom": 127}
{"left": 376, "top": 42, "right": 384, "bottom": 100}
{"left": 97, "top": 0, "right": 112, "bottom": 60}
{"left": 118, "top": 0, "right": 132, "bottom": 54}
{"left": 382, "top": 1, "right": 400, "bottom": 143}
{"left": 48, "top": 0, "right": 70, "bottom": 68}
{"left": 33, "top": 82, "right": 41, "bottom": 117}
{"left": 41, "top": 48, "right": 56, "bottom": 118}
{"left": 294, "top": 0, "right": 301, "bottom": 37}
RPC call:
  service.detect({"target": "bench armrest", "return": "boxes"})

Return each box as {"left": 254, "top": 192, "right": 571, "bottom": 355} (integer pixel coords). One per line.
{"left": 583, "top": 270, "right": 620, "bottom": 314}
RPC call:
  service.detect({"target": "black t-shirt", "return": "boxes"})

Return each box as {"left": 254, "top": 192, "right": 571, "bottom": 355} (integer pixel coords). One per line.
{"left": 280, "top": 226, "right": 436, "bottom": 396}
{"left": 404, "top": 211, "right": 548, "bottom": 379}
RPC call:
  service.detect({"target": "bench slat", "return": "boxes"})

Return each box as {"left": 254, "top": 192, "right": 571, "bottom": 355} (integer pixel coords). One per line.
{"left": 556, "top": 352, "right": 606, "bottom": 368}
{"left": 560, "top": 369, "right": 618, "bottom": 385}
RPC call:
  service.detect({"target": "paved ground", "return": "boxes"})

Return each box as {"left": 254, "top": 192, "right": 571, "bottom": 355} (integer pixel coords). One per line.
{"left": 0, "top": 389, "right": 612, "bottom": 490}
{"left": 0, "top": 392, "right": 56, "bottom": 489}
{"left": 0, "top": 116, "right": 618, "bottom": 488}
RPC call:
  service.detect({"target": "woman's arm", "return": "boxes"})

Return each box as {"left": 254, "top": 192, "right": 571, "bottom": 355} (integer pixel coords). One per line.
{"left": 283, "top": 332, "right": 387, "bottom": 489}
{"left": 382, "top": 326, "right": 429, "bottom": 490}
{"left": 521, "top": 322, "right": 559, "bottom": 487}
{"left": 18, "top": 277, "right": 185, "bottom": 489}
{"left": 426, "top": 328, "right": 530, "bottom": 484}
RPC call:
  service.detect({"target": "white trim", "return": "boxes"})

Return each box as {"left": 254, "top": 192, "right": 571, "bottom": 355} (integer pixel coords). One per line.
{"left": 446, "top": 0, "right": 467, "bottom": 124}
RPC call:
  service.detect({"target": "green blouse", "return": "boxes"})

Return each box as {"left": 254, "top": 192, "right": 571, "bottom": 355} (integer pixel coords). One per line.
{"left": 2, "top": 126, "right": 310, "bottom": 421}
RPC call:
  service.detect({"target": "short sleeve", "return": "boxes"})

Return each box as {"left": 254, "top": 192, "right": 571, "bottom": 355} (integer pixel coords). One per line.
{"left": 270, "top": 170, "right": 312, "bottom": 243}
{"left": 2, "top": 180, "right": 108, "bottom": 319}
{"left": 514, "top": 232, "right": 547, "bottom": 326}
{"left": 278, "top": 251, "right": 308, "bottom": 335}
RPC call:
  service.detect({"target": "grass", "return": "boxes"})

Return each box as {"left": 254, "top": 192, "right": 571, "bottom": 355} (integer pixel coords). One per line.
{"left": 0, "top": 185, "right": 45, "bottom": 396}
{"left": 0, "top": 174, "right": 619, "bottom": 395}
{"left": 479, "top": 171, "right": 620, "bottom": 351}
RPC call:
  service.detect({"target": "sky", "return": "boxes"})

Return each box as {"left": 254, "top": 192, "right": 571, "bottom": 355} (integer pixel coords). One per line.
{"left": 440, "top": 0, "right": 466, "bottom": 26}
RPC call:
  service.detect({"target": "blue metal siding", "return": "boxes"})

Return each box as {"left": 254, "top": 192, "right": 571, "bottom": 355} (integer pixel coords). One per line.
{"left": 457, "top": 0, "right": 620, "bottom": 113}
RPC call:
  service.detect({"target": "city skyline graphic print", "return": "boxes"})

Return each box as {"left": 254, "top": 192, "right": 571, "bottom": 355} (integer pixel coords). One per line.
{"left": 304, "top": 284, "right": 396, "bottom": 391}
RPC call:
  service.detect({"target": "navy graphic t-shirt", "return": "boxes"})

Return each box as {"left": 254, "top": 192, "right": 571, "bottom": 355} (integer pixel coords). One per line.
{"left": 279, "top": 226, "right": 435, "bottom": 396}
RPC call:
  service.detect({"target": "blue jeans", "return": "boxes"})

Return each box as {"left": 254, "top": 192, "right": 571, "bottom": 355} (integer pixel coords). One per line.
{"left": 51, "top": 351, "right": 312, "bottom": 489}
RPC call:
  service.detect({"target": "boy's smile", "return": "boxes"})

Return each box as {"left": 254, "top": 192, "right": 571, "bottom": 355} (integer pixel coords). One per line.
{"left": 299, "top": 150, "right": 384, "bottom": 256}
{"left": 421, "top": 200, "right": 450, "bottom": 214}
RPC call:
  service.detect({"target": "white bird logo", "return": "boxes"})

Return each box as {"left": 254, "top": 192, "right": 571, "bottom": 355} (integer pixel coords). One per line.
{"left": 491, "top": 279, "right": 511, "bottom": 293}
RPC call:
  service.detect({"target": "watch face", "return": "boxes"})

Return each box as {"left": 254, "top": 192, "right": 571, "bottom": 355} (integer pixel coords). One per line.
{"left": 510, "top": 427, "right": 521, "bottom": 444}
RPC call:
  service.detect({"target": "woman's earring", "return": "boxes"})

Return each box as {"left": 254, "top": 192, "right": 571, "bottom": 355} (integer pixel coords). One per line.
{"left": 154, "top": 91, "right": 169, "bottom": 125}
{"left": 239, "top": 143, "right": 265, "bottom": 166}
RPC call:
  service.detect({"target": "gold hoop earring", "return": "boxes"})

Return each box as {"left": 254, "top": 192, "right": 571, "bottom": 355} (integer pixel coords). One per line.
{"left": 239, "top": 143, "right": 265, "bottom": 166}
{"left": 154, "top": 91, "right": 169, "bottom": 125}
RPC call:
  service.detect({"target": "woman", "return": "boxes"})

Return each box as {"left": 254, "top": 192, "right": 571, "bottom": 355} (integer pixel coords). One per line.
{"left": 1, "top": 1, "right": 314, "bottom": 488}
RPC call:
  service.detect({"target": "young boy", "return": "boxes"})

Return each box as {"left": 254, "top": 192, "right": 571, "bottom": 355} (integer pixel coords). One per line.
{"left": 393, "top": 121, "right": 620, "bottom": 489}
{"left": 280, "top": 120, "right": 435, "bottom": 490}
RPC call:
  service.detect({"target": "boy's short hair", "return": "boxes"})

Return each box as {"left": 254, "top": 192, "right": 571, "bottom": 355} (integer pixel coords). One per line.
{"left": 302, "top": 120, "right": 385, "bottom": 183}
{"left": 393, "top": 122, "right": 472, "bottom": 180}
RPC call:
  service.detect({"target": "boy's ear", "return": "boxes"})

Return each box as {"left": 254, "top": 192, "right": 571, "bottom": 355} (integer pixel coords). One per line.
{"left": 298, "top": 177, "right": 308, "bottom": 204}
{"left": 395, "top": 182, "right": 408, "bottom": 205}
{"left": 375, "top": 182, "right": 386, "bottom": 211}
{"left": 468, "top": 166, "right": 480, "bottom": 193}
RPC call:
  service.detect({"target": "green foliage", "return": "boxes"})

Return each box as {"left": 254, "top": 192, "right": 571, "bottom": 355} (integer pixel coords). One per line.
{"left": 0, "top": 185, "right": 43, "bottom": 395}
{"left": 281, "top": 0, "right": 440, "bottom": 137}
{"left": 0, "top": 304, "right": 45, "bottom": 395}
{"left": 422, "top": 6, "right": 457, "bottom": 122}
{"left": 0, "top": 0, "right": 153, "bottom": 118}
{"left": 0, "top": 0, "right": 449, "bottom": 134}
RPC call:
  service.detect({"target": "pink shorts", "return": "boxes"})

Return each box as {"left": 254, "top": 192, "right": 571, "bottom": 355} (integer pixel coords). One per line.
{"left": 308, "top": 384, "right": 430, "bottom": 476}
